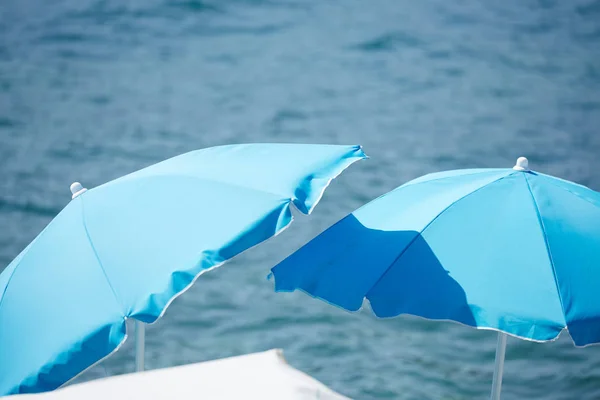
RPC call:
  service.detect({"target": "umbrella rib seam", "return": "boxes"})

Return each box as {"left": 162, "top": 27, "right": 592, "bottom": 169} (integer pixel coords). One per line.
{"left": 103, "top": 173, "right": 288, "bottom": 204}
{"left": 0, "top": 217, "right": 55, "bottom": 313}
{"left": 538, "top": 172, "right": 598, "bottom": 193}
{"left": 356, "top": 170, "right": 509, "bottom": 222}
{"left": 523, "top": 173, "right": 567, "bottom": 325}
{"left": 0, "top": 217, "right": 58, "bottom": 313}
{"left": 397, "top": 169, "right": 506, "bottom": 191}
{"left": 0, "top": 264, "right": 18, "bottom": 313}
{"left": 418, "top": 174, "right": 512, "bottom": 237}
{"left": 365, "top": 172, "right": 512, "bottom": 302}
{"left": 80, "top": 199, "right": 125, "bottom": 313}
{"left": 537, "top": 175, "right": 600, "bottom": 209}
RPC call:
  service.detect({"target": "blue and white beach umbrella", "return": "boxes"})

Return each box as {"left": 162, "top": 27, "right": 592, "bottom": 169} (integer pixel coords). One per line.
{"left": 271, "top": 157, "right": 600, "bottom": 399}
{"left": 0, "top": 143, "right": 366, "bottom": 396}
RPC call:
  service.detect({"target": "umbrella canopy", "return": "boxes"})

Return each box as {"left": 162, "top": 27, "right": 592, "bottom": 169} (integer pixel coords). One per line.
{"left": 4, "top": 349, "right": 349, "bottom": 400}
{"left": 0, "top": 143, "right": 366, "bottom": 396}
{"left": 271, "top": 157, "right": 600, "bottom": 399}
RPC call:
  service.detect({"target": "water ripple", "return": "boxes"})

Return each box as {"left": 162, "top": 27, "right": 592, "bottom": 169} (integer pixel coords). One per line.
{"left": 167, "top": 0, "right": 223, "bottom": 14}
{"left": 352, "top": 31, "right": 425, "bottom": 52}
{"left": 0, "top": 198, "right": 61, "bottom": 218}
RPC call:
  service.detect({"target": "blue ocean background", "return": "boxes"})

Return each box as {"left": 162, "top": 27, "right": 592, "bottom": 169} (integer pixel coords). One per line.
{"left": 1, "top": 0, "right": 599, "bottom": 398}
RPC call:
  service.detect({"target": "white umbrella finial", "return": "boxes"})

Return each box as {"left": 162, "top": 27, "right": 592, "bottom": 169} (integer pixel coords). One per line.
{"left": 70, "top": 182, "right": 87, "bottom": 199}
{"left": 513, "top": 157, "right": 529, "bottom": 171}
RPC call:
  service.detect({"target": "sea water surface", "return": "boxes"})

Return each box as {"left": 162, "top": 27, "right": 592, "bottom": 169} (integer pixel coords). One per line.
{"left": 1, "top": 0, "right": 600, "bottom": 398}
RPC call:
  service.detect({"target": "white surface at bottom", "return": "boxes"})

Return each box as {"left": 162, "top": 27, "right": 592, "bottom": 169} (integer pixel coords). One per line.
{"left": 6, "top": 349, "right": 349, "bottom": 400}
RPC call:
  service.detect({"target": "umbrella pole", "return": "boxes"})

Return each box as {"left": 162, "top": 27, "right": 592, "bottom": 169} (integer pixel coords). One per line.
{"left": 135, "top": 320, "right": 145, "bottom": 372}
{"left": 490, "top": 331, "right": 507, "bottom": 400}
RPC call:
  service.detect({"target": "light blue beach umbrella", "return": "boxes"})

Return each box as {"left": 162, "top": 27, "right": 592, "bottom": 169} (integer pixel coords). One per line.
{"left": 0, "top": 143, "right": 366, "bottom": 396}
{"left": 271, "top": 157, "right": 600, "bottom": 400}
